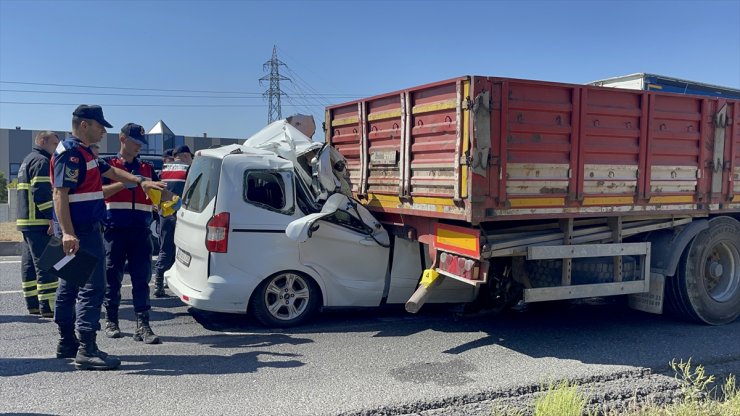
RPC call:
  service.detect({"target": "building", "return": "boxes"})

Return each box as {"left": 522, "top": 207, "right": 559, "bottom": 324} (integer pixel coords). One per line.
{"left": 0, "top": 120, "right": 242, "bottom": 180}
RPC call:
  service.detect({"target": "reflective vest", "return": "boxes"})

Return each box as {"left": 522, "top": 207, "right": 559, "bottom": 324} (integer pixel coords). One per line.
{"left": 160, "top": 161, "right": 189, "bottom": 197}
{"left": 50, "top": 138, "right": 108, "bottom": 230}
{"left": 103, "top": 156, "right": 156, "bottom": 229}
{"left": 16, "top": 146, "right": 53, "bottom": 231}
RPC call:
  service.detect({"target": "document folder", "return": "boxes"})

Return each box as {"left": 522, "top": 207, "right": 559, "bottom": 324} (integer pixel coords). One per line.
{"left": 38, "top": 237, "right": 98, "bottom": 286}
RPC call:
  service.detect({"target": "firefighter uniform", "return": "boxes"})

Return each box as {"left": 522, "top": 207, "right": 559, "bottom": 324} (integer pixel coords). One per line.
{"left": 51, "top": 137, "right": 110, "bottom": 334}
{"left": 102, "top": 154, "right": 160, "bottom": 342}
{"left": 16, "top": 145, "right": 58, "bottom": 315}
{"left": 154, "top": 157, "right": 189, "bottom": 295}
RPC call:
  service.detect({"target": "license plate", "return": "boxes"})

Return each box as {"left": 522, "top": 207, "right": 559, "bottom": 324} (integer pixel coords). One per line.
{"left": 176, "top": 248, "right": 191, "bottom": 267}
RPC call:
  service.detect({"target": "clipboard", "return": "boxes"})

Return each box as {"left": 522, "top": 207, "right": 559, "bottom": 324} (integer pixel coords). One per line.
{"left": 38, "top": 237, "right": 99, "bottom": 286}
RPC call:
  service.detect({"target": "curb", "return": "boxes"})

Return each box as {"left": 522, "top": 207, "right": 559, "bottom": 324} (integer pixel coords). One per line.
{"left": 0, "top": 241, "right": 21, "bottom": 256}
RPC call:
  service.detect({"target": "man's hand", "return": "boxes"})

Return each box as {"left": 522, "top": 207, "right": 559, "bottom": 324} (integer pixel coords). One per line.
{"left": 141, "top": 180, "right": 166, "bottom": 193}
{"left": 62, "top": 233, "right": 79, "bottom": 255}
{"left": 47, "top": 220, "right": 54, "bottom": 236}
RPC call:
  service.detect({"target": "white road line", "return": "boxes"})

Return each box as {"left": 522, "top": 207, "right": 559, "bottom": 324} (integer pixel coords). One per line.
{"left": 0, "top": 261, "right": 21, "bottom": 264}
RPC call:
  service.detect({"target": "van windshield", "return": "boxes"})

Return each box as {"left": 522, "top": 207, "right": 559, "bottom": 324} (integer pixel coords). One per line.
{"left": 182, "top": 156, "right": 222, "bottom": 213}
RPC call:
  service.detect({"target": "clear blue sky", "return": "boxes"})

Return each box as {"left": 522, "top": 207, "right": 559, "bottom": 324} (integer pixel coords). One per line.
{"left": 1, "top": 0, "right": 739, "bottom": 140}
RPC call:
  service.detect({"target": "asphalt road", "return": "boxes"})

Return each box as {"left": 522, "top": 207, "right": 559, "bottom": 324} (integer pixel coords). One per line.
{"left": 2, "top": 255, "right": 740, "bottom": 415}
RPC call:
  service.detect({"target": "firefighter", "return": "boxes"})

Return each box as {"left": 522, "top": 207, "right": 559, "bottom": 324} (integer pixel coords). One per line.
{"left": 16, "top": 131, "right": 60, "bottom": 317}
{"left": 52, "top": 105, "right": 164, "bottom": 370}
{"left": 101, "top": 123, "right": 162, "bottom": 344}
{"left": 153, "top": 145, "right": 191, "bottom": 297}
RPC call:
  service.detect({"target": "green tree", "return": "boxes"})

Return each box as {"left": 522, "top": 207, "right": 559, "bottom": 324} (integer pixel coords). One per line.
{"left": 0, "top": 170, "right": 7, "bottom": 204}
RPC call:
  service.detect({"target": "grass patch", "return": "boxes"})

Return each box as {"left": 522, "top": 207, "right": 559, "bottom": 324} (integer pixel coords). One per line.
{"left": 491, "top": 359, "right": 740, "bottom": 415}
{"left": 0, "top": 222, "right": 21, "bottom": 242}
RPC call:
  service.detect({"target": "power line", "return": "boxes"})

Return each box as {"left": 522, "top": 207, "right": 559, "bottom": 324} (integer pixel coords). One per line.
{"left": 0, "top": 101, "right": 313, "bottom": 108}
{"left": 0, "top": 80, "right": 365, "bottom": 97}
{"left": 0, "top": 88, "right": 362, "bottom": 99}
{"left": 260, "top": 46, "right": 289, "bottom": 123}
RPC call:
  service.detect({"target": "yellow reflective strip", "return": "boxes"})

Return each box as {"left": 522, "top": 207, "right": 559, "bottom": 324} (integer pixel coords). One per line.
{"left": 508, "top": 197, "right": 566, "bottom": 208}
{"left": 17, "top": 183, "right": 30, "bottom": 190}
{"left": 37, "top": 281, "right": 59, "bottom": 291}
{"left": 583, "top": 196, "right": 635, "bottom": 206}
{"left": 331, "top": 116, "right": 358, "bottom": 127}
{"left": 24, "top": 290, "right": 39, "bottom": 297}
{"left": 733, "top": 195, "right": 740, "bottom": 203}
{"left": 648, "top": 195, "right": 694, "bottom": 204}
{"left": 30, "top": 176, "right": 51, "bottom": 185}
{"left": 38, "top": 293, "right": 56, "bottom": 301}
{"left": 22, "top": 280, "right": 38, "bottom": 288}
{"left": 37, "top": 201, "right": 54, "bottom": 211}
{"left": 367, "top": 109, "right": 402, "bottom": 122}
{"left": 412, "top": 99, "right": 457, "bottom": 115}
{"left": 436, "top": 228, "right": 478, "bottom": 254}
{"left": 16, "top": 219, "right": 49, "bottom": 226}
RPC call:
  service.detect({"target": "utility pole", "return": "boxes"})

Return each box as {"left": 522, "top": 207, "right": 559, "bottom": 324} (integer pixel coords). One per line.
{"left": 260, "top": 45, "right": 290, "bottom": 123}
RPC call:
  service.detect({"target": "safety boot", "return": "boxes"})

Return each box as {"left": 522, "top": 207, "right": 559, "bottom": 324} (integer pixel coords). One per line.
{"left": 75, "top": 331, "right": 121, "bottom": 371}
{"left": 154, "top": 276, "right": 166, "bottom": 298}
{"left": 39, "top": 301, "right": 54, "bottom": 319}
{"left": 104, "top": 309, "right": 122, "bottom": 338}
{"left": 56, "top": 325, "right": 79, "bottom": 359}
{"left": 133, "top": 312, "right": 162, "bottom": 344}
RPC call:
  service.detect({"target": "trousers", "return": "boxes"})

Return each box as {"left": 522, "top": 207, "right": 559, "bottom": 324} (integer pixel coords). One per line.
{"left": 103, "top": 227, "right": 153, "bottom": 315}
{"left": 20, "top": 229, "right": 58, "bottom": 311}
{"left": 154, "top": 215, "right": 176, "bottom": 278}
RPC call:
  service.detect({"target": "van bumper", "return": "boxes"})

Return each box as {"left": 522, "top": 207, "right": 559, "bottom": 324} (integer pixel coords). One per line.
{"left": 165, "top": 269, "right": 248, "bottom": 314}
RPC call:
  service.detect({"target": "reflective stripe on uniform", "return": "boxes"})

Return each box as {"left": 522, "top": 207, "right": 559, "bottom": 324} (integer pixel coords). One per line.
{"left": 86, "top": 159, "right": 98, "bottom": 170}
{"left": 24, "top": 290, "right": 39, "bottom": 297}
{"left": 16, "top": 219, "right": 49, "bottom": 226}
{"left": 69, "top": 191, "right": 104, "bottom": 202}
{"left": 38, "top": 292, "right": 57, "bottom": 301}
{"left": 16, "top": 183, "right": 30, "bottom": 190}
{"left": 37, "top": 281, "right": 59, "bottom": 291}
{"left": 30, "top": 176, "right": 51, "bottom": 185}
{"left": 22, "top": 280, "right": 38, "bottom": 288}
{"left": 105, "top": 202, "right": 153, "bottom": 212}
{"left": 37, "top": 201, "right": 54, "bottom": 211}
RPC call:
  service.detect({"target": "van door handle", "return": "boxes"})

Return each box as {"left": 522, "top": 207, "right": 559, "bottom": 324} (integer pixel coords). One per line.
{"left": 359, "top": 237, "right": 376, "bottom": 246}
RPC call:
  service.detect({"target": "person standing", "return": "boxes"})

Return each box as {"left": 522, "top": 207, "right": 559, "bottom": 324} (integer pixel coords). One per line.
{"left": 101, "top": 123, "right": 162, "bottom": 344}
{"left": 153, "top": 145, "right": 191, "bottom": 297}
{"left": 52, "top": 105, "right": 163, "bottom": 370}
{"left": 16, "top": 131, "right": 60, "bottom": 317}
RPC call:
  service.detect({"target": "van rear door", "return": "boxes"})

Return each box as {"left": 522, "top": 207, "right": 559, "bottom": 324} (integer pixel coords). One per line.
{"left": 173, "top": 155, "right": 222, "bottom": 292}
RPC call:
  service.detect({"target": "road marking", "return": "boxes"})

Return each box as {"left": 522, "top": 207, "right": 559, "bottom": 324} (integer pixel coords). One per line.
{"left": 0, "top": 261, "right": 21, "bottom": 264}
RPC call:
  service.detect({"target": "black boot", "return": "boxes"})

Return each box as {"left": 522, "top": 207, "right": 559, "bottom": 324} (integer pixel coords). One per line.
{"left": 134, "top": 312, "right": 161, "bottom": 344}
{"left": 56, "top": 325, "right": 79, "bottom": 359}
{"left": 75, "top": 331, "right": 121, "bottom": 371}
{"left": 154, "top": 276, "right": 166, "bottom": 298}
{"left": 104, "top": 309, "right": 121, "bottom": 338}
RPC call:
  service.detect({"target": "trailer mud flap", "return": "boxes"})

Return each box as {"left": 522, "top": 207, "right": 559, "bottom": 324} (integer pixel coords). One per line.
{"left": 627, "top": 273, "right": 665, "bottom": 314}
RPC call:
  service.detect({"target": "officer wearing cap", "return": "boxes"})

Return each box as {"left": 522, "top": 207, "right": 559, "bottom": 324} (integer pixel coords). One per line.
{"left": 162, "top": 148, "right": 174, "bottom": 164}
{"left": 101, "top": 123, "right": 163, "bottom": 344}
{"left": 52, "top": 105, "right": 165, "bottom": 371}
{"left": 153, "top": 145, "right": 192, "bottom": 297}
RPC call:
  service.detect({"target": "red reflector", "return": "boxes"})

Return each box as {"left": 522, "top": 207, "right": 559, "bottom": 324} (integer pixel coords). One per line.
{"left": 182, "top": 295, "right": 189, "bottom": 301}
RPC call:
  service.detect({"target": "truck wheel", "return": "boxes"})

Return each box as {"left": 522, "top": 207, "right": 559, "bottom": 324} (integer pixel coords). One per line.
{"left": 667, "top": 217, "right": 740, "bottom": 325}
{"left": 249, "top": 272, "right": 321, "bottom": 328}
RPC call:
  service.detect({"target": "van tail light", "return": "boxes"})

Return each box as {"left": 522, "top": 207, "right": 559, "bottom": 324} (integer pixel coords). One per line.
{"left": 206, "top": 212, "right": 230, "bottom": 253}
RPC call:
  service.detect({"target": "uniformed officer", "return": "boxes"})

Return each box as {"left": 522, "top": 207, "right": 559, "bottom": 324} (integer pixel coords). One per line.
{"left": 16, "top": 131, "right": 60, "bottom": 317}
{"left": 102, "top": 123, "right": 161, "bottom": 344}
{"left": 52, "top": 105, "right": 164, "bottom": 371}
{"left": 153, "top": 145, "right": 191, "bottom": 297}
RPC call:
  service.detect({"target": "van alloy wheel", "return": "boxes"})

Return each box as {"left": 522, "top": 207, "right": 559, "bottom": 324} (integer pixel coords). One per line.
{"left": 250, "top": 272, "right": 320, "bottom": 328}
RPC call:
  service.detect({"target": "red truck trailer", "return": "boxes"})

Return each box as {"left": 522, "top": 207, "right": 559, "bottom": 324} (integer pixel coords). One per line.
{"left": 325, "top": 75, "right": 740, "bottom": 325}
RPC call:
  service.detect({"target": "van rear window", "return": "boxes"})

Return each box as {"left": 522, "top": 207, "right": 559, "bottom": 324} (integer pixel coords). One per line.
{"left": 182, "top": 156, "right": 222, "bottom": 213}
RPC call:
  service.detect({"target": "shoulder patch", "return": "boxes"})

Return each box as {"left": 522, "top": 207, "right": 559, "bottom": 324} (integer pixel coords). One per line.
{"left": 64, "top": 166, "right": 79, "bottom": 182}
{"left": 69, "top": 156, "right": 79, "bottom": 163}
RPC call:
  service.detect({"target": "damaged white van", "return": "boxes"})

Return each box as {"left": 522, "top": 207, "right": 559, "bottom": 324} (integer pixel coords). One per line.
{"left": 165, "top": 119, "right": 476, "bottom": 327}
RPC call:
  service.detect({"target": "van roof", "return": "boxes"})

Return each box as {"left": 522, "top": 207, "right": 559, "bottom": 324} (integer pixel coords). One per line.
{"left": 196, "top": 144, "right": 294, "bottom": 170}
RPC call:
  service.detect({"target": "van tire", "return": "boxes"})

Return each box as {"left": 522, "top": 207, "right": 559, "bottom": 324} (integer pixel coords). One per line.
{"left": 665, "top": 217, "right": 740, "bottom": 325}
{"left": 249, "top": 272, "right": 321, "bottom": 328}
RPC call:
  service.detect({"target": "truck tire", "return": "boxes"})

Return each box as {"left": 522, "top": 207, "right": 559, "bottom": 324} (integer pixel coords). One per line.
{"left": 665, "top": 217, "right": 740, "bottom": 325}
{"left": 249, "top": 272, "right": 321, "bottom": 328}
{"left": 527, "top": 256, "right": 639, "bottom": 288}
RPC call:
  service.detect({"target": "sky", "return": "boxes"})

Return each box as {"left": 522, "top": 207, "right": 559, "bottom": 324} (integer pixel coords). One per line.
{"left": 1, "top": 0, "right": 739, "bottom": 141}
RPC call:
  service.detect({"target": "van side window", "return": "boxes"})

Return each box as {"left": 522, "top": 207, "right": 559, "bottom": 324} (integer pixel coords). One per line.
{"left": 244, "top": 171, "right": 290, "bottom": 213}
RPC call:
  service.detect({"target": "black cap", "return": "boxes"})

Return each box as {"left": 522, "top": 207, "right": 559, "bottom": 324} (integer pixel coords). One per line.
{"left": 73, "top": 105, "right": 113, "bottom": 128}
{"left": 163, "top": 148, "right": 174, "bottom": 157}
{"left": 174, "top": 145, "right": 193, "bottom": 156}
{"left": 120, "top": 123, "right": 148, "bottom": 146}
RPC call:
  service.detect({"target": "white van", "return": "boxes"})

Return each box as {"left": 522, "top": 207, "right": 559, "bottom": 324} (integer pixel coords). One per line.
{"left": 165, "top": 121, "right": 476, "bottom": 327}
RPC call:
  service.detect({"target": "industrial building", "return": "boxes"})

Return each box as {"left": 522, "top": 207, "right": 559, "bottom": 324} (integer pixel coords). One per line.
{"left": 0, "top": 120, "right": 242, "bottom": 180}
